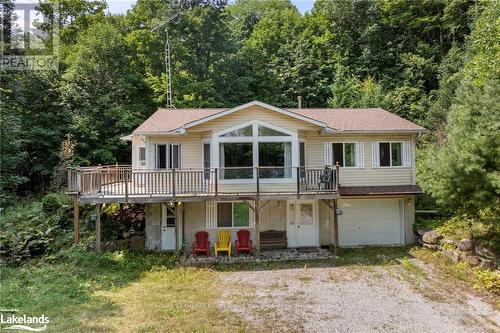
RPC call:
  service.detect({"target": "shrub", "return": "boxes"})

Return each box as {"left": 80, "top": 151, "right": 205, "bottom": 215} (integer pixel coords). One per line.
{"left": 473, "top": 270, "right": 500, "bottom": 294}
{"left": 41, "top": 193, "right": 64, "bottom": 215}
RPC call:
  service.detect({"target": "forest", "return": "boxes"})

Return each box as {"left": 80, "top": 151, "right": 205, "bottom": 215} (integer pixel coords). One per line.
{"left": 0, "top": 0, "right": 498, "bottom": 240}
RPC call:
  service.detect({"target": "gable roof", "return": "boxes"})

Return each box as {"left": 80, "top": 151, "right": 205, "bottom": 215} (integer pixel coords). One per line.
{"left": 132, "top": 101, "right": 425, "bottom": 135}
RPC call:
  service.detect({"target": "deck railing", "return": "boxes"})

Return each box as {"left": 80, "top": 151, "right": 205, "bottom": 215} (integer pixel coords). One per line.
{"left": 68, "top": 165, "right": 339, "bottom": 200}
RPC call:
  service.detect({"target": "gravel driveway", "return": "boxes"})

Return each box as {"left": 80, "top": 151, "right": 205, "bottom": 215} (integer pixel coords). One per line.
{"left": 219, "top": 260, "right": 499, "bottom": 332}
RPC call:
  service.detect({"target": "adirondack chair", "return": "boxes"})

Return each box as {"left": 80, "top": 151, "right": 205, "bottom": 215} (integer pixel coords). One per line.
{"left": 192, "top": 231, "right": 210, "bottom": 257}
{"left": 235, "top": 230, "right": 252, "bottom": 256}
{"left": 215, "top": 230, "right": 232, "bottom": 256}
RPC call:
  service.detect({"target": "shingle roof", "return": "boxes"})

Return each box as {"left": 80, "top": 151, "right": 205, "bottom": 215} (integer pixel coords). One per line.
{"left": 132, "top": 103, "right": 425, "bottom": 134}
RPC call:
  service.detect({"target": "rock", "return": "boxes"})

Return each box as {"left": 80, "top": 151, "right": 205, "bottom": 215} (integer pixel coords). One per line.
{"left": 423, "top": 243, "right": 440, "bottom": 250}
{"left": 103, "top": 241, "right": 116, "bottom": 252}
{"left": 116, "top": 239, "right": 129, "bottom": 250}
{"left": 129, "top": 236, "right": 145, "bottom": 251}
{"left": 465, "top": 255, "right": 481, "bottom": 267}
{"left": 422, "top": 230, "right": 442, "bottom": 245}
{"left": 442, "top": 250, "right": 460, "bottom": 263}
{"left": 479, "top": 259, "right": 497, "bottom": 271}
{"left": 416, "top": 229, "right": 430, "bottom": 237}
{"left": 475, "top": 244, "right": 496, "bottom": 260}
{"left": 123, "top": 231, "right": 130, "bottom": 239}
{"left": 457, "top": 239, "right": 474, "bottom": 252}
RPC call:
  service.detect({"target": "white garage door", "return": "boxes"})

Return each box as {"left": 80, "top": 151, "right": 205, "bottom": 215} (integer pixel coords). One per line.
{"left": 339, "top": 199, "right": 403, "bottom": 246}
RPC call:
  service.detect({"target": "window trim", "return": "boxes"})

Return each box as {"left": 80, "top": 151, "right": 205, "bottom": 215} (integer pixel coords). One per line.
{"left": 138, "top": 146, "right": 146, "bottom": 167}
{"left": 378, "top": 141, "right": 403, "bottom": 168}
{"left": 332, "top": 142, "right": 357, "bottom": 168}
{"left": 213, "top": 120, "right": 299, "bottom": 184}
{"left": 216, "top": 201, "right": 253, "bottom": 229}
{"left": 155, "top": 143, "right": 181, "bottom": 170}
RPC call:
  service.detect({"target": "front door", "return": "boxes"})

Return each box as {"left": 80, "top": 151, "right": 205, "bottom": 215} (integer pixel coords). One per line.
{"left": 286, "top": 200, "right": 318, "bottom": 247}
{"left": 161, "top": 204, "right": 176, "bottom": 250}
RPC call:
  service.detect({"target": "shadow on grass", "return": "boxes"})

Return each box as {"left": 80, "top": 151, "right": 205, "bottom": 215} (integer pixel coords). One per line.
{"left": 203, "top": 246, "right": 414, "bottom": 272}
{"left": 0, "top": 245, "right": 176, "bottom": 332}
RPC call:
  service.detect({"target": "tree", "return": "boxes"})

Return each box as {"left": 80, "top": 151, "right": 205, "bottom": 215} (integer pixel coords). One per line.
{"left": 418, "top": 1, "right": 500, "bottom": 214}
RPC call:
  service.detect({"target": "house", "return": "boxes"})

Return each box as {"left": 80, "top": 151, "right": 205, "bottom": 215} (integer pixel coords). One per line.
{"left": 68, "top": 101, "right": 425, "bottom": 254}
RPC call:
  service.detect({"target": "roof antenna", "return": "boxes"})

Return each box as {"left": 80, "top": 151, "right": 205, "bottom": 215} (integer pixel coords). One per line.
{"left": 297, "top": 95, "right": 303, "bottom": 109}
{"left": 151, "top": 12, "right": 179, "bottom": 109}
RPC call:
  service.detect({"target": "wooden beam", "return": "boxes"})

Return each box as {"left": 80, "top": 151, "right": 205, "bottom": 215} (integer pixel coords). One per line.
{"left": 254, "top": 199, "right": 261, "bottom": 257}
{"left": 73, "top": 194, "right": 80, "bottom": 243}
{"left": 321, "top": 199, "right": 334, "bottom": 210}
{"left": 95, "top": 204, "right": 102, "bottom": 254}
{"left": 332, "top": 199, "right": 339, "bottom": 255}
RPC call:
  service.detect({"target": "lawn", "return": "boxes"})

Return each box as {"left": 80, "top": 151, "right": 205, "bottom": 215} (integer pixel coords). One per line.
{"left": 0, "top": 246, "right": 497, "bottom": 332}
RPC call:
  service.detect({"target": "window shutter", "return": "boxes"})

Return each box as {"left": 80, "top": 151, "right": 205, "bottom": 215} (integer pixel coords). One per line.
{"left": 205, "top": 201, "right": 217, "bottom": 229}
{"left": 356, "top": 142, "right": 365, "bottom": 168}
{"left": 403, "top": 141, "right": 411, "bottom": 167}
{"left": 371, "top": 142, "right": 380, "bottom": 168}
{"left": 324, "top": 142, "right": 333, "bottom": 165}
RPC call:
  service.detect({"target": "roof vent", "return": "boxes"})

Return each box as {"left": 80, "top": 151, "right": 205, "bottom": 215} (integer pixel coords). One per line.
{"left": 297, "top": 95, "right": 302, "bottom": 109}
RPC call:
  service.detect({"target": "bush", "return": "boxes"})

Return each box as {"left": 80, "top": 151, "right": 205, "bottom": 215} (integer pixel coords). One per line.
{"left": 41, "top": 193, "right": 65, "bottom": 215}
{"left": 473, "top": 270, "right": 500, "bottom": 294}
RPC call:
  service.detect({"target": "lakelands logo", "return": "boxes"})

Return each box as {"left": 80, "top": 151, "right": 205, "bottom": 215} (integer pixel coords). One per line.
{"left": 0, "top": 312, "right": 49, "bottom": 331}
{"left": 0, "top": 0, "right": 59, "bottom": 70}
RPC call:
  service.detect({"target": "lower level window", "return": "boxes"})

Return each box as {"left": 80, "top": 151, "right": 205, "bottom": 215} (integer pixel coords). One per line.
{"left": 217, "top": 202, "right": 250, "bottom": 228}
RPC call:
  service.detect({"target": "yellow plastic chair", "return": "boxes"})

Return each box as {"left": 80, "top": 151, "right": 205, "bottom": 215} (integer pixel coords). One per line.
{"left": 215, "top": 230, "right": 232, "bottom": 256}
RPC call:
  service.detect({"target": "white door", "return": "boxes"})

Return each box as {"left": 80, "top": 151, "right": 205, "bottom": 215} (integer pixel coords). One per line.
{"left": 338, "top": 199, "right": 403, "bottom": 246}
{"left": 286, "top": 200, "right": 318, "bottom": 247}
{"left": 161, "top": 204, "right": 176, "bottom": 250}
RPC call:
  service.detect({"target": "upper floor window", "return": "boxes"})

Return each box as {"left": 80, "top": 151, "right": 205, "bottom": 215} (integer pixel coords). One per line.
{"left": 138, "top": 147, "right": 146, "bottom": 166}
{"left": 215, "top": 121, "right": 296, "bottom": 180}
{"left": 379, "top": 142, "right": 402, "bottom": 167}
{"left": 332, "top": 142, "right": 357, "bottom": 167}
{"left": 156, "top": 143, "right": 181, "bottom": 169}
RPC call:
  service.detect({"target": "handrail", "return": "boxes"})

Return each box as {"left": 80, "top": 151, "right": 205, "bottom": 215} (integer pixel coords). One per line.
{"left": 68, "top": 165, "right": 339, "bottom": 198}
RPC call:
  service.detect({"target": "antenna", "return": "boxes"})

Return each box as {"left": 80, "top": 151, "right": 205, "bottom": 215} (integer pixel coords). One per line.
{"left": 151, "top": 12, "right": 179, "bottom": 109}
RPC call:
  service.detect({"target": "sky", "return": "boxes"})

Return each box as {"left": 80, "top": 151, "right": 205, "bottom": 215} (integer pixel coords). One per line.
{"left": 107, "top": 0, "right": 316, "bottom": 15}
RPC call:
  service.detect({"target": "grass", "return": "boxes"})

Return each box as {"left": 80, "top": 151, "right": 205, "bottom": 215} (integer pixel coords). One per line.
{"left": 1, "top": 245, "right": 497, "bottom": 331}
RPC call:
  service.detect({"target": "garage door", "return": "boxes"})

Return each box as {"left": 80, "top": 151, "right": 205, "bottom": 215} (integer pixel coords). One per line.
{"left": 338, "top": 199, "right": 403, "bottom": 246}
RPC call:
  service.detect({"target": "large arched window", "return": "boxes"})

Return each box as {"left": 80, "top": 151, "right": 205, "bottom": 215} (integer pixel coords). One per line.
{"left": 212, "top": 121, "right": 298, "bottom": 181}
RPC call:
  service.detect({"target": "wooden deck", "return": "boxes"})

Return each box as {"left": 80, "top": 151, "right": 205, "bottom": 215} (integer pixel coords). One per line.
{"left": 69, "top": 165, "right": 339, "bottom": 204}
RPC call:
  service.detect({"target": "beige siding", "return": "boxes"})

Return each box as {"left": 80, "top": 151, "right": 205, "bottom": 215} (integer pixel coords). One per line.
{"left": 145, "top": 203, "right": 161, "bottom": 250}
{"left": 147, "top": 134, "right": 203, "bottom": 169}
{"left": 189, "top": 105, "right": 320, "bottom": 134}
{"left": 131, "top": 136, "right": 145, "bottom": 169}
{"left": 305, "top": 132, "right": 414, "bottom": 186}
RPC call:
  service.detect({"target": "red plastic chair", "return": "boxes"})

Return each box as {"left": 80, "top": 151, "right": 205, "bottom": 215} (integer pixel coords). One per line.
{"left": 235, "top": 230, "right": 253, "bottom": 256}
{"left": 192, "top": 231, "right": 210, "bottom": 257}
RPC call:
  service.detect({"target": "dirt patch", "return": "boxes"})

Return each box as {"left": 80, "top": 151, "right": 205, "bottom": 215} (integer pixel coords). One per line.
{"left": 218, "top": 262, "right": 500, "bottom": 332}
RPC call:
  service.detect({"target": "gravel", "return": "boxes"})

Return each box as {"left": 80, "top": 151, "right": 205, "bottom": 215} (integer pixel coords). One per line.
{"left": 219, "top": 263, "right": 500, "bottom": 332}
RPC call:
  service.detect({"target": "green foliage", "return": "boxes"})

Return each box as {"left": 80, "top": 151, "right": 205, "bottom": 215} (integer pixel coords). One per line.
{"left": 473, "top": 270, "right": 500, "bottom": 294}
{"left": 41, "top": 193, "right": 68, "bottom": 216}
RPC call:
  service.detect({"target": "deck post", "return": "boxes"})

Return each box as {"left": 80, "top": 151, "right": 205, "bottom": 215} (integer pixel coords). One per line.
{"left": 254, "top": 199, "right": 261, "bottom": 257}
{"left": 95, "top": 204, "right": 102, "bottom": 253}
{"left": 332, "top": 199, "right": 339, "bottom": 255}
{"left": 72, "top": 194, "right": 79, "bottom": 243}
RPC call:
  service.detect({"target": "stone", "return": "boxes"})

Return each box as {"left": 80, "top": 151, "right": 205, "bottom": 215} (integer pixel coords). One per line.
{"left": 478, "top": 259, "right": 497, "bottom": 271}
{"left": 116, "top": 239, "right": 129, "bottom": 250}
{"left": 129, "top": 235, "right": 145, "bottom": 251}
{"left": 423, "top": 243, "right": 440, "bottom": 250}
{"left": 123, "top": 231, "right": 130, "bottom": 239}
{"left": 464, "top": 255, "right": 481, "bottom": 267}
{"left": 416, "top": 229, "right": 430, "bottom": 237}
{"left": 422, "top": 230, "right": 442, "bottom": 245}
{"left": 442, "top": 250, "right": 460, "bottom": 263}
{"left": 475, "top": 244, "right": 496, "bottom": 260}
{"left": 103, "top": 241, "right": 116, "bottom": 252}
{"left": 457, "top": 239, "right": 474, "bottom": 252}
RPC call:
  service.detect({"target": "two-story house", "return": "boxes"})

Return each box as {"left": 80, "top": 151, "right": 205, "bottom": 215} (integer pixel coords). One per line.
{"left": 68, "top": 101, "right": 425, "bottom": 254}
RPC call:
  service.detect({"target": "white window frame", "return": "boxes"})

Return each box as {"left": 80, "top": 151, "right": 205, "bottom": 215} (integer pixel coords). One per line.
{"left": 332, "top": 142, "right": 358, "bottom": 168}
{"left": 216, "top": 201, "right": 253, "bottom": 229}
{"left": 155, "top": 143, "right": 181, "bottom": 170}
{"left": 378, "top": 141, "right": 403, "bottom": 168}
{"left": 213, "top": 120, "right": 299, "bottom": 184}
{"left": 138, "top": 146, "right": 146, "bottom": 167}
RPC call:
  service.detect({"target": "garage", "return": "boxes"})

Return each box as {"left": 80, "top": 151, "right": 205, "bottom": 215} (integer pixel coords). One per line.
{"left": 338, "top": 198, "right": 404, "bottom": 246}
